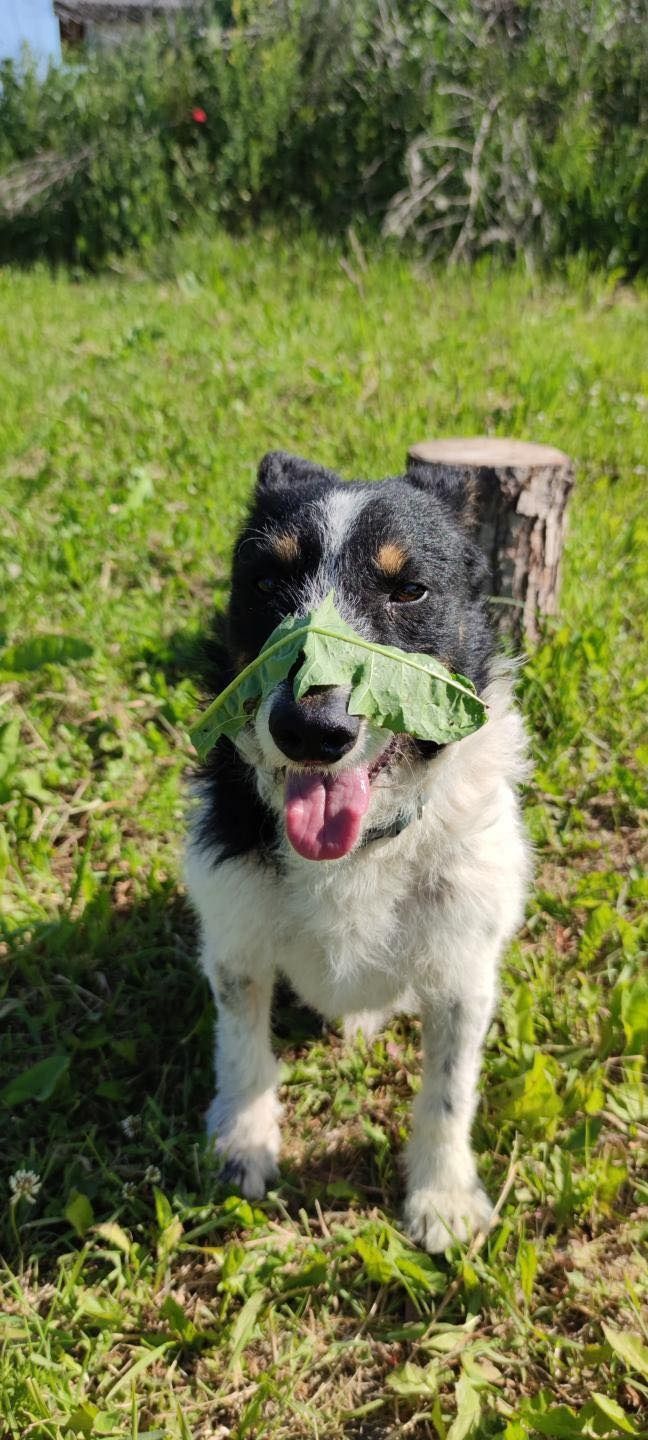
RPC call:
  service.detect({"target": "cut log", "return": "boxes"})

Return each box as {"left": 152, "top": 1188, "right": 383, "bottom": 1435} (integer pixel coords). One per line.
{"left": 406, "top": 436, "right": 574, "bottom": 642}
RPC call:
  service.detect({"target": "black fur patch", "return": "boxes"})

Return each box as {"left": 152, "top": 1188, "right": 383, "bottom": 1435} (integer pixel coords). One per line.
{"left": 192, "top": 619, "right": 280, "bottom": 867}
{"left": 196, "top": 737, "right": 280, "bottom": 867}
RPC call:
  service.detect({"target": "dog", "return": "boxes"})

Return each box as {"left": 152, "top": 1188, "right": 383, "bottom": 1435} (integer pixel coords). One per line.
{"left": 185, "top": 451, "right": 530, "bottom": 1252}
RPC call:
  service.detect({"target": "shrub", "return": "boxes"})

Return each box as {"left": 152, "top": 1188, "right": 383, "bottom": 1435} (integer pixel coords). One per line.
{"left": 0, "top": 0, "right": 645, "bottom": 270}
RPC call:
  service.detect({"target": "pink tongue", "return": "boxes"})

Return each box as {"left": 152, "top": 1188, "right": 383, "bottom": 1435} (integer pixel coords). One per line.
{"left": 284, "top": 767, "right": 371, "bottom": 861}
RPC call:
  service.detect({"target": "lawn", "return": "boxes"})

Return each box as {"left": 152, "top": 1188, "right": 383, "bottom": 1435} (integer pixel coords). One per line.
{"left": 0, "top": 233, "right": 646, "bottom": 1440}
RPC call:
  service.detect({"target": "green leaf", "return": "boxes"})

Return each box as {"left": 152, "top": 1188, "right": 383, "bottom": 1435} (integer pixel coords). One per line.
{"left": 462, "top": 1354, "right": 503, "bottom": 1387}
{"left": 355, "top": 1236, "right": 395, "bottom": 1284}
{"left": 388, "top": 1360, "right": 440, "bottom": 1398}
{"left": 69, "top": 1405, "right": 125, "bottom": 1437}
{"left": 77, "top": 1293, "right": 125, "bottom": 1326}
{"left": 93, "top": 1222, "right": 133, "bottom": 1255}
{"left": 506, "top": 982, "right": 536, "bottom": 1046}
{"left": 523, "top": 1405, "right": 584, "bottom": 1438}
{"left": 190, "top": 591, "right": 486, "bottom": 758}
{"left": 285, "top": 1256, "right": 328, "bottom": 1289}
{"left": 0, "top": 718, "right": 20, "bottom": 780}
{"left": 66, "top": 1403, "right": 100, "bottom": 1438}
{"left": 153, "top": 1186, "right": 174, "bottom": 1231}
{"left": 326, "top": 1179, "right": 359, "bottom": 1199}
{"left": 602, "top": 1324, "right": 648, "bottom": 1381}
{"left": 65, "top": 1189, "right": 94, "bottom": 1237}
{"left": 0, "top": 1052, "right": 70, "bottom": 1106}
{"left": 90, "top": 1414, "right": 121, "bottom": 1438}
{"left": 157, "top": 1215, "right": 184, "bottom": 1260}
{"left": 160, "top": 1295, "right": 199, "bottom": 1344}
{"left": 0, "top": 635, "right": 93, "bottom": 673}
{"left": 517, "top": 1236, "right": 539, "bottom": 1303}
{"left": 431, "top": 1394, "right": 449, "bottom": 1440}
{"left": 220, "top": 1194, "right": 256, "bottom": 1228}
{"left": 620, "top": 979, "right": 648, "bottom": 1055}
{"left": 295, "top": 593, "right": 485, "bottom": 743}
{"left": 447, "top": 1374, "right": 481, "bottom": 1440}
{"left": 426, "top": 1331, "right": 473, "bottom": 1355}
{"left": 395, "top": 1251, "right": 446, "bottom": 1292}
{"left": 503, "top": 1424, "right": 529, "bottom": 1440}
{"left": 589, "top": 1393, "right": 638, "bottom": 1434}
{"left": 579, "top": 904, "right": 619, "bottom": 966}
{"left": 229, "top": 1290, "right": 266, "bottom": 1368}
{"left": 498, "top": 1051, "right": 562, "bottom": 1130}
{"left": 153, "top": 1185, "right": 185, "bottom": 1260}
{"left": 17, "top": 767, "right": 52, "bottom": 802}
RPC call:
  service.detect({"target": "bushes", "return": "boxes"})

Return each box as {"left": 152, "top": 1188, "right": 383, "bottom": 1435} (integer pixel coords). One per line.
{"left": 0, "top": 0, "right": 645, "bottom": 270}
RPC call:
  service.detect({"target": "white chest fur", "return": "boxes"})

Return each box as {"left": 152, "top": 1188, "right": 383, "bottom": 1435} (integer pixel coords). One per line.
{"left": 185, "top": 676, "right": 530, "bottom": 1021}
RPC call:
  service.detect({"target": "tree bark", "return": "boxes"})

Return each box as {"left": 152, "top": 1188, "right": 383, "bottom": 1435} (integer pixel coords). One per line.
{"left": 406, "top": 436, "right": 574, "bottom": 642}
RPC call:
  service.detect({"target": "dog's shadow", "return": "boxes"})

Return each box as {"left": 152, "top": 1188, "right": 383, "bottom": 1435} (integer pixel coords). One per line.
{"left": 3, "top": 883, "right": 398, "bottom": 1256}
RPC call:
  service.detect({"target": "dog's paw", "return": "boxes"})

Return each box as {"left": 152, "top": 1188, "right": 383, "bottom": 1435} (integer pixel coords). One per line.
{"left": 206, "top": 1091, "right": 281, "bottom": 1201}
{"left": 403, "top": 1182, "right": 494, "bottom": 1254}
{"left": 217, "top": 1146, "right": 279, "bottom": 1200}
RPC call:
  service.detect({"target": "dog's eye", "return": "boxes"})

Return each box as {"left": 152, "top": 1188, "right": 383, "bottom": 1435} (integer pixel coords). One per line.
{"left": 390, "top": 582, "right": 428, "bottom": 604}
{"left": 256, "top": 576, "right": 277, "bottom": 595}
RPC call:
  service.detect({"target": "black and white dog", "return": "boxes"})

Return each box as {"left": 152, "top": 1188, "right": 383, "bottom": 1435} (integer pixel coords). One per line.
{"left": 185, "top": 451, "right": 530, "bottom": 1252}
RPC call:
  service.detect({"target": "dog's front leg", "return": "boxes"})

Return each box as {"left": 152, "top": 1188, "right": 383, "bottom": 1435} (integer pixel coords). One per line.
{"left": 206, "top": 966, "right": 281, "bottom": 1200}
{"left": 403, "top": 988, "right": 495, "bottom": 1253}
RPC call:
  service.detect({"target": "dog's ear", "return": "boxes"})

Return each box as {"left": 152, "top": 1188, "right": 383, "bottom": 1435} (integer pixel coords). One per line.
{"left": 256, "top": 451, "right": 337, "bottom": 492}
{"left": 405, "top": 462, "right": 479, "bottom": 529}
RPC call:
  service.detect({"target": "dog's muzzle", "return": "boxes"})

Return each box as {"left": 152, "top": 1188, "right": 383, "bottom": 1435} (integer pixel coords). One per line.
{"left": 268, "top": 684, "right": 360, "bottom": 766}
{"left": 262, "top": 682, "right": 368, "bottom": 861}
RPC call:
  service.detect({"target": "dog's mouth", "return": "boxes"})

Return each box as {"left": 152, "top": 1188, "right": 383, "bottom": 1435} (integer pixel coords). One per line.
{"left": 367, "top": 734, "right": 399, "bottom": 780}
{"left": 282, "top": 737, "right": 400, "bottom": 862}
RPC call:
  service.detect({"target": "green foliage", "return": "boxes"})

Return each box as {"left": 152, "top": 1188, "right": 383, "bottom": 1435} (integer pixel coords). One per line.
{"left": 0, "top": 237, "right": 646, "bottom": 1436}
{"left": 0, "top": 634, "right": 93, "bottom": 673}
{"left": 0, "top": 0, "right": 646, "bottom": 269}
{"left": 191, "top": 590, "right": 486, "bottom": 755}
{"left": 0, "top": 1052, "right": 70, "bottom": 1106}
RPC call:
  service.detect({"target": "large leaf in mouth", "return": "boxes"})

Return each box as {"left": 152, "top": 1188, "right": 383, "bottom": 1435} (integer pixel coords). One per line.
{"left": 190, "top": 591, "right": 487, "bottom": 760}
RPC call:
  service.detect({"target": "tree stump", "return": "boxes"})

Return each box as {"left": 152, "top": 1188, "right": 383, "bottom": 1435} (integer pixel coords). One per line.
{"left": 406, "top": 436, "right": 574, "bottom": 642}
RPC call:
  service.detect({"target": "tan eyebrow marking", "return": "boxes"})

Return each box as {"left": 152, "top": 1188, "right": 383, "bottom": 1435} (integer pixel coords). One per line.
{"left": 375, "top": 541, "right": 408, "bottom": 577}
{"left": 269, "top": 531, "right": 300, "bottom": 563}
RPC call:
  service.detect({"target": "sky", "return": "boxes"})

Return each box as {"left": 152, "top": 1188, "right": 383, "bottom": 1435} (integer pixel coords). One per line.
{"left": 1, "top": 0, "right": 61, "bottom": 71}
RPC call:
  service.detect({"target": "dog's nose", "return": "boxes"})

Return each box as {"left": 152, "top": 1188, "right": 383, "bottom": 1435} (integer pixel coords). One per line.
{"left": 269, "top": 686, "right": 360, "bottom": 764}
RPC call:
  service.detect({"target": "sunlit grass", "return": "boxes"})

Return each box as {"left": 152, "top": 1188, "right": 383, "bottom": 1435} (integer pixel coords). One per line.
{"left": 0, "top": 233, "right": 646, "bottom": 1439}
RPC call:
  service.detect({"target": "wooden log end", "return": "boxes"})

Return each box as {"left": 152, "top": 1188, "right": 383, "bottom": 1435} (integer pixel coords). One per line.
{"left": 407, "top": 435, "right": 572, "bottom": 471}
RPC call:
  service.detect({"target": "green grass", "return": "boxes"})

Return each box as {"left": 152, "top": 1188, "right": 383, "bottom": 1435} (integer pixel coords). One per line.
{"left": 0, "top": 232, "right": 646, "bottom": 1440}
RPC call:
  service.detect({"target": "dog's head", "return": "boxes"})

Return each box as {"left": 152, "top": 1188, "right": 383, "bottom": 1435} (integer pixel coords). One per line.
{"left": 222, "top": 451, "right": 493, "bottom": 862}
